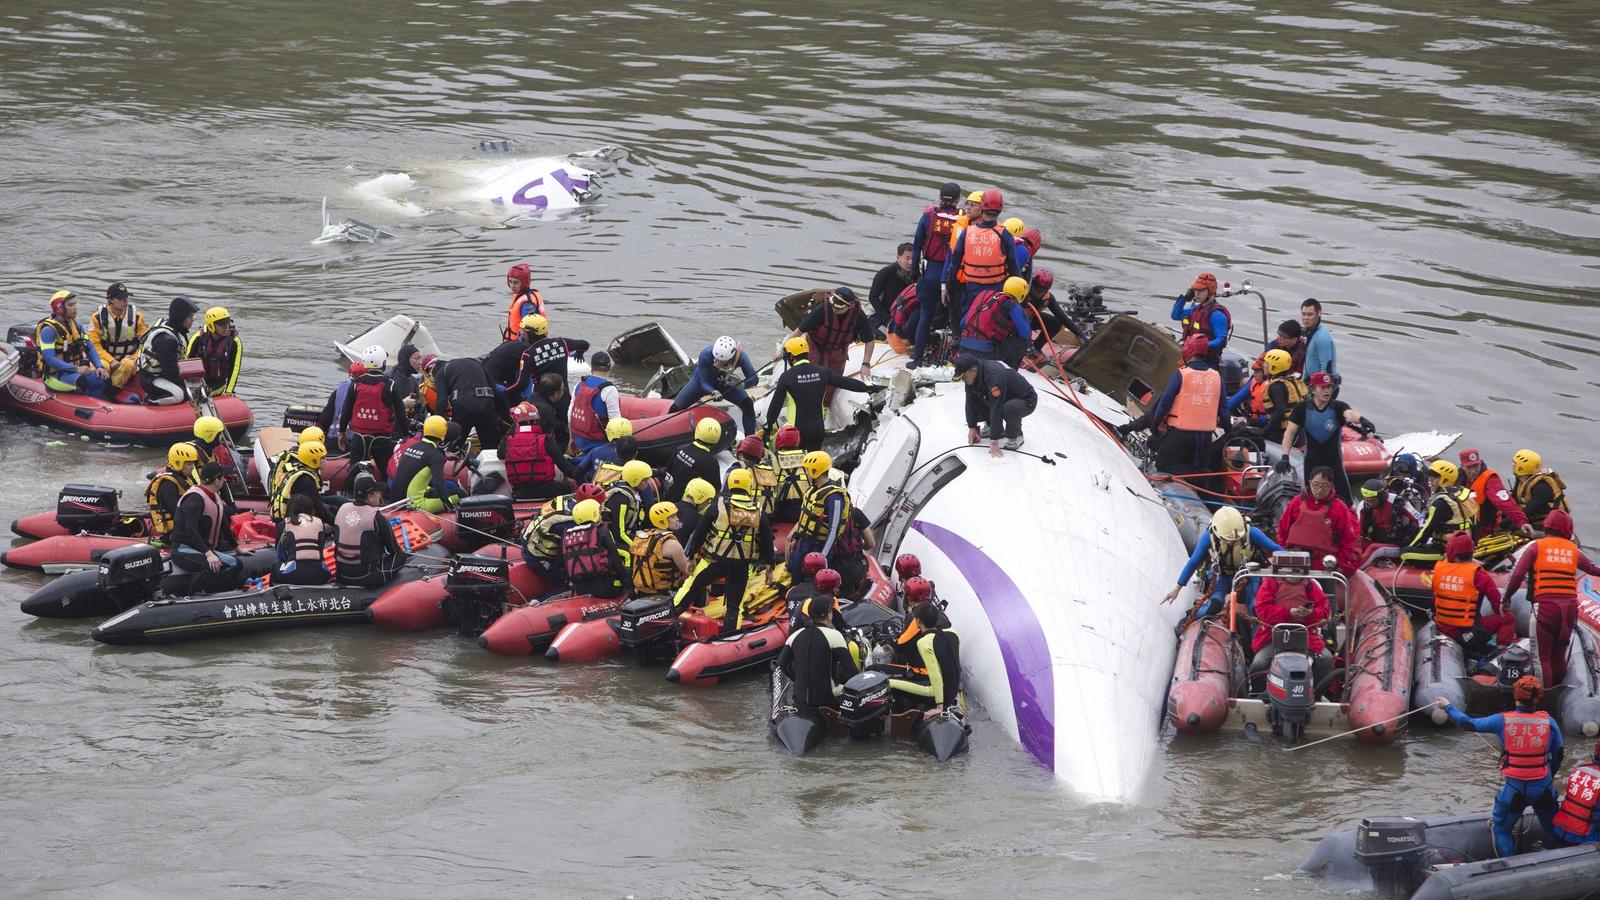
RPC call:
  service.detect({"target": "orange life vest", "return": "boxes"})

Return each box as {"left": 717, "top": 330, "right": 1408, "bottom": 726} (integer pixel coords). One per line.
{"left": 503, "top": 289, "right": 547, "bottom": 341}
{"left": 1431, "top": 560, "right": 1482, "bottom": 629}
{"left": 1165, "top": 366, "right": 1222, "bottom": 432}
{"left": 1553, "top": 762, "right": 1600, "bottom": 838}
{"left": 1530, "top": 536, "right": 1579, "bottom": 599}
{"left": 1499, "top": 709, "right": 1553, "bottom": 781}
{"left": 957, "top": 225, "right": 1007, "bottom": 284}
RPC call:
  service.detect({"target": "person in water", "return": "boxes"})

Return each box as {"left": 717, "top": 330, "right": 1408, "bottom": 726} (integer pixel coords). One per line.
{"left": 1438, "top": 676, "right": 1563, "bottom": 858}
{"left": 185, "top": 306, "right": 243, "bottom": 396}
{"left": 86, "top": 282, "right": 146, "bottom": 391}
{"left": 35, "top": 290, "right": 107, "bottom": 396}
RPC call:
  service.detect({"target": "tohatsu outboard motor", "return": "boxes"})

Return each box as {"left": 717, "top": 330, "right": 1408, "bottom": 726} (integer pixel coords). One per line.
{"left": 442, "top": 553, "right": 509, "bottom": 637}
{"left": 617, "top": 595, "right": 680, "bottom": 665}
{"left": 97, "top": 543, "right": 169, "bottom": 612}
{"left": 1352, "top": 816, "right": 1430, "bottom": 898}
{"left": 1265, "top": 623, "right": 1315, "bottom": 745}
{"left": 837, "top": 670, "right": 892, "bottom": 739}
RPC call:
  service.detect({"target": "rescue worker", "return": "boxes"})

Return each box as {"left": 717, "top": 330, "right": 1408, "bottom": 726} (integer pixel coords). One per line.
{"left": 35, "top": 291, "right": 107, "bottom": 396}
{"left": 1357, "top": 478, "right": 1420, "bottom": 549}
{"left": 339, "top": 345, "right": 409, "bottom": 487}
{"left": 867, "top": 243, "right": 917, "bottom": 337}
{"left": 785, "top": 551, "right": 830, "bottom": 617}
{"left": 1403, "top": 460, "right": 1480, "bottom": 565}
{"left": 1003, "top": 217, "right": 1030, "bottom": 277}
{"left": 726, "top": 435, "right": 779, "bottom": 516}
{"left": 1019, "top": 228, "right": 1043, "bottom": 280}
{"left": 663, "top": 418, "right": 723, "bottom": 503}
{"left": 187, "top": 414, "right": 241, "bottom": 513}
{"left": 531, "top": 372, "right": 571, "bottom": 450}
{"left": 945, "top": 188, "right": 1019, "bottom": 332}
{"left": 428, "top": 354, "right": 509, "bottom": 452}
{"left": 1431, "top": 531, "right": 1515, "bottom": 659}
{"left": 388, "top": 415, "right": 459, "bottom": 513}
{"left": 576, "top": 426, "right": 638, "bottom": 485}
{"left": 1300, "top": 298, "right": 1338, "bottom": 388}
{"left": 958, "top": 276, "right": 1033, "bottom": 367}
{"left": 1117, "top": 335, "right": 1224, "bottom": 475}
{"left": 1550, "top": 739, "right": 1600, "bottom": 846}
{"left": 481, "top": 320, "right": 536, "bottom": 388}
{"left": 1164, "top": 505, "right": 1284, "bottom": 626}
{"left": 955, "top": 353, "right": 1037, "bottom": 456}
{"left": 269, "top": 426, "right": 325, "bottom": 492}
{"left": 169, "top": 462, "right": 244, "bottom": 593}
{"left": 891, "top": 578, "right": 952, "bottom": 668}
{"left": 318, "top": 362, "right": 366, "bottom": 449}
{"left": 1438, "top": 677, "right": 1563, "bottom": 859}
{"left": 1169, "top": 272, "right": 1231, "bottom": 364}
{"left": 499, "top": 401, "right": 579, "bottom": 500}
{"left": 332, "top": 472, "right": 405, "bottom": 588}
{"left": 1275, "top": 466, "right": 1361, "bottom": 575}
{"left": 184, "top": 306, "right": 242, "bottom": 395}
{"left": 891, "top": 554, "right": 923, "bottom": 613}
{"left": 785, "top": 288, "right": 875, "bottom": 400}
{"left": 137, "top": 296, "right": 197, "bottom": 405}
{"left": 87, "top": 282, "right": 146, "bottom": 390}
{"left": 671, "top": 337, "right": 759, "bottom": 436}
{"left": 675, "top": 477, "right": 717, "bottom": 543}
{"left": 508, "top": 314, "right": 588, "bottom": 403}
{"left": 1251, "top": 568, "right": 1334, "bottom": 689}
{"left": 909, "top": 182, "right": 963, "bottom": 368}
{"left": 1264, "top": 319, "right": 1306, "bottom": 374}
{"left": 1511, "top": 450, "right": 1569, "bottom": 533}
{"left": 520, "top": 483, "right": 602, "bottom": 585}
{"left": 832, "top": 506, "right": 876, "bottom": 600}
{"left": 603, "top": 460, "right": 654, "bottom": 552}
{"left": 1228, "top": 348, "right": 1306, "bottom": 444}
{"left": 886, "top": 282, "right": 920, "bottom": 355}
{"left": 769, "top": 425, "right": 810, "bottom": 522}
{"left": 1503, "top": 510, "right": 1600, "bottom": 687}
{"left": 631, "top": 502, "right": 693, "bottom": 596}
{"left": 1019, "top": 269, "right": 1088, "bottom": 353}
{"left": 270, "top": 440, "right": 335, "bottom": 528}
{"left": 562, "top": 498, "right": 630, "bottom": 600}
{"left": 1277, "top": 372, "right": 1365, "bottom": 504}
{"left": 502, "top": 261, "right": 546, "bottom": 341}
{"left": 786, "top": 451, "right": 849, "bottom": 573}
{"left": 570, "top": 351, "right": 621, "bottom": 453}
{"left": 1459, "top": 448, "right": 1534, "bottom": 539}
{"left": 763, "top": 335, "right": 882, "bottom": 451}
{"left": 887, "top": 598, "right": 963, "bottom": 719}
{"left": 777, "top": 593, "right": 860, "bottom": 712}
{"left": 145, "top": 443, "right": 200, "bottom": 546}
{"left": 677, "top": 468, "right": 776, "bottom": 634}
{"left": 275, "top": 494, "right": 331, "bottom": 586}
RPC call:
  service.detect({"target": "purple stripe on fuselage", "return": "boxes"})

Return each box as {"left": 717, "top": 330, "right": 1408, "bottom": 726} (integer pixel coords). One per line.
{"left": 914, "top": 520, "right": 1055, "bottom": 771}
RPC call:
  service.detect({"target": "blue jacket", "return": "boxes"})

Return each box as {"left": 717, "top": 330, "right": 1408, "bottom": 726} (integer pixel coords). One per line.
{"left": 1444, "top": 706, "right": 1564, "bottom": 782}
{"left": 689, "top": 347, "right": 757, "bottom": 397}
{"left": 574, "top": 441, "right": 619, "bottom": 480}
{"left": 1304, "top": 324, "right": 1336, "bottom": 378}
{"left": 1176, "top": 526, "right": 1284, "bottom": 586}
{"left": 39, "top": 321, "right": 103, "bottom": 373}
{"left": 1169, "top": 296, "right": 1230, "bottom": 354}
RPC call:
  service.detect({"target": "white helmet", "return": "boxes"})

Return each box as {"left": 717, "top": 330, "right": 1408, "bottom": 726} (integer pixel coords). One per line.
{"left": 359, "top": 345, "right": 387, "bottom": 369}
{"left": 712, "top": 335, "right": 739, "bottom": 365}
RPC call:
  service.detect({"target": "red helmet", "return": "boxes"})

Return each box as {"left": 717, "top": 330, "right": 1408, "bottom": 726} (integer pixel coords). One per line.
{"left": 737, "top": 435, "right": 765, "bottom": 460}
{"left": 1030, "top": 269, "right": 1054, "bottom": 295}
{"left": 419, "top": 353, "right": 440, "bottom": 372}
{"left": 1513, "top": 675, "right": 1543, "bottom": 706}
{"left": 980, "top": 188, "right": 1004, "bottom": 212}
{"left": 1181, "top": 333, "right": 1210, "bottom": 361}
{"left": 775, "top": 425, "right": 802, "bottom": 451}
{"left": 1543, "top": 508, "right": 1574, "bottom": 538}
{"left": 575, "top": 483, "right": 606, "bottom": 504}
{"left": 1020, "top": 228, "right": 1042, "bottom": 255}
{"left": 894, "top": 553, "right": 922, "bottom": 580}
{"left": 511, "top": 401, "right": 538, "bottom": 424}
{"left": 813, "top": 568, "right": 842, "bottom": 592}
{"left": 1446, "top": 531, "right": 1475, "bottom": 560}
{"left": 904, "top": 576, "right": 933, "bottom": 604}
{"left": 507, "top": 262, "right": 531, "bottom": 290}
{"left": 802, "top": 551, "right": 827, "bottom": 577}
{"left": 347, "top": 361, "right": 367, "bottom": 378}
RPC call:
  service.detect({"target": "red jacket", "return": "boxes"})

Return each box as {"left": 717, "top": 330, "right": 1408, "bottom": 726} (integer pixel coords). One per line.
{"left": 1253, "top": 578, "right": 1330, "bottom": 654}
{"left": 1276, "top": 493, "right": 1360, "bottom": 574}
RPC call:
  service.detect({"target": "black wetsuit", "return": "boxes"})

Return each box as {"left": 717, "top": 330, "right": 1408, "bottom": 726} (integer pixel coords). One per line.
{"left": 663, "top": 441, "right": 720, "bottom": 504}
{"left": 511, "top": 335, "right": 589, "bottom": 401}
{"left": 433, "top": 357, "right": 508, "bottom": 450}
{"left": 779, "top": 620, "right": 860, "bottom": 709}
{"left": 868, "top": 263, "right": 916, "bottom": 334}
{"left": 764, "top": 361, "right": 877, "bottom": 451}
{"left": 482, "top": 338, "right": 529, "bottom": 387}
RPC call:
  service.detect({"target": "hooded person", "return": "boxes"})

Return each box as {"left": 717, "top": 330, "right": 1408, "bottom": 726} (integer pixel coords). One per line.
{"left": 137, "top": 296, "right": 199, "bottom": 405}
{"left": 387, "top": 342, "right": 425, "bottom": 422}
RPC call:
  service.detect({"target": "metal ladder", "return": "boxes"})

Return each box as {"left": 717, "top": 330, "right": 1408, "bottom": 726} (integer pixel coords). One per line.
{"left": 184, "top": 371, "right": 249, "bottom": 494}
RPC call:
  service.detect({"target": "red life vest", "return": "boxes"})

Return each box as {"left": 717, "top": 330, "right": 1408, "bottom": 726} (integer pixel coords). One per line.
{"left": 1165, "top": 366, "right": 1222, "bottom": 432}
{"left": 1499, "top": 710, "right": 1553, "bottom": 781}
{"left": 569, "top": 377, "right": 611, "bottom": 444}
{"left": 390, "top": 435, "right": 422, "bottom": 474}
{"left": 190, "top": 332, "right": 236, "bottom": 383}
{"left": 961, "top": 289, "right": 1018, "bottom": 343}
{"left": 1283, "top": 497, "right": 1339, "bottom": 560}
{"left": 347, "top": 376, "right": 395, "bottom": 436}
{"left": 505, "top": 423, "right": 557, "bottom": 486}
{"left": 561, "top": 522, "right": 614, "bottom": 580}
{"left": 809, "top": 303, "right": 862, "bottom": 354}
{"left": 1553, "top": 762, "right": 1600, "bottom": 838}
{"left": 1530, "top": 536, "right": 1580, "bottom": 599}
{"left": 920, "top": 205, "right": 960, "bottom": 263}
{"left": 1180, "top": 298, "right": 1232, "bottom": 362}
{"left": 957, "top": 225, "right": 1007, "bottom": 284}
{"left": 889, "top": 284, "right": 920, "bottom": 332}
{"left": 178, "top": 484, "right": 224, "bottom": 547}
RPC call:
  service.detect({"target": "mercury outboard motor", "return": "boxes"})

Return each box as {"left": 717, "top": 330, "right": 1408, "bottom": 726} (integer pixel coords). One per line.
{"left": 97, "top": 544, "right": 168, "bottom": 612}
{"left": 57, "top": 484, "right": 119, "bottom": 534}
{"left": 442, "top": 553, "right": 509, "bottom": 636}
{"left": 837, "top": 670, "right": 892, "bottom": 739}
{"left": 617, "top": 595, "right": 680, "bottom": 664}
{"left": 1266, "top": 623, "right": 1315, "bottom": 744}
{"left": 1352, "top": 816, "right": 1429, "bottom": 897}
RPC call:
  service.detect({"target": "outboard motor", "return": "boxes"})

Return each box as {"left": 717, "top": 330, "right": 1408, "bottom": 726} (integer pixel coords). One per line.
{"left": 1216, "top": 351, "right": 1249, "bottom": 399}
{"left": 442, "top": 553, "right": 509, "bottom": 637}
{"left": 97, "top": 544, "right": 168, "bottom": 611}
{"left": 1265, "top": 623, "right": 1315, "bottom": 744}
{"left": 837, "top": 670, "right": 892, "bottom": 739}
{"left": 281, "top": 405, "right": 321, "bottom": 433}
{"left": 1253, "top": 467, "right": 1302, "bottom": 530}
{"left": 1487, "top": 640, "right": 1533, "bottom": 690}
{"left": 1352, "top": 816, "right": 1429, "bottom": 897}
{"left": 454, "top": 495, "right": 516, "bottom": 543}
{"left": 8, "top": 324, "right": 39, "bottom": 375}
{"left": 57, "top": 484, "right": 119, "bottom": 534}
{"left": 617, "top": 595, "right": 680, "bottom": 664}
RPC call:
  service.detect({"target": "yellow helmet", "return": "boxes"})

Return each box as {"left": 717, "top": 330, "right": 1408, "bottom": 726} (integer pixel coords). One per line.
{"left": 1210, "top": 506, "right": 1247, "bottom": 542}
{"left": 694, "top": 418, "right": 722, "bottom": 446}
{"left": 1002, "top": 217, "right": 1025, "bottom": 238}
{"left": 572, "top": 498, "right": 602, "bottom": 525}
{"left": 1512, "top": 449, "right": 1542, "bottom": 478}
{"left": 193, "top": 415, "right": 225, "bottom": 443}
{"left": 801, "top": 450, "right": 832, "bottom": 482}
{"left": 605, "top": 418, "right": 634, "bottom": 441}
{"left": 621, "top": 459, "right": 652, "bottom": 488}
{"left": 783, "top": 335, "right": 810, "bottom": 359}
{"left": 727, "top": 468, "right": 755, "bottom": 495}
{"left": 167, "top": 442, "right": 199, "bottom": 471}
{"left": 204, "top": 306, "right": 232, "bottom": 332}
{"left": 50, "top": 289, "right": 76, "bottom": 304}
{"left": 1429, "top": 460, "right": 1460, "bottom": 488}
{"left": 297, "top": 440, "right": 327, "bottom": 469}
{"left": 1002, "top": 276, "right": 1029, "bottom": 300}
{"left": 423, "top": 415, "right": 448, "bottom": 441}
{"left": 299, "top": 426, "right": 325, "bottom": 446}
{"left": 1262, "top": 349, "right": 1293, "bottom": 376}
{"left": 648, "top": 501, "right": 679, "bottom": 530}
{"left": 682, "top": 478, "right": 716, "bottom": 508}
{"left": 520, "top": 313, "right": 549, "bottom": 336}
{"left": 966, "top": 191, "right": 985, "bottom": 204}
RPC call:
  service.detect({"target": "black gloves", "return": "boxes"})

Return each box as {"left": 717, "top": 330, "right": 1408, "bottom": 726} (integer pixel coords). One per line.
{"left": 1273, "top": 458, "right": 1294, "bottom": 475}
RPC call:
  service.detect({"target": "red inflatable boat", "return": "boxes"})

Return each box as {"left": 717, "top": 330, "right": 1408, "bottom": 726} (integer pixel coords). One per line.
{"left": 366, "top": 543, "right": 553, "bottom": 631}
{"left": 0, "top": 374, "right": 251, "bottom": 443}
{"left": 618, "top": 395, "right": 736, "bottom": 459}
{"left": 2, "top": 511, "right": 275, "bottom": 570}
{"left": 478, "top": 590, "right": 629, "bottom": 655}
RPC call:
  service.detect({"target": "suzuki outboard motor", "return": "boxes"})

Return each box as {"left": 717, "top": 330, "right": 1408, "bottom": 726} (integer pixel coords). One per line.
{"left": 97, "top": 543, "right": 168, "bottom": 611}
{"left": 1352, "top": 816, "right": 1429, "bottom": 898}
{"left": 1266, "top": 624, "right": 1315, "bottom": 744}
{"left": 442, "top": 553, "right": 509, "bottom": 637}
{"left": 837, "top": 670, "right": 892, "bottom": 739}
{"left": 617, "top": 595, "right": 679, "bottom": 664}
